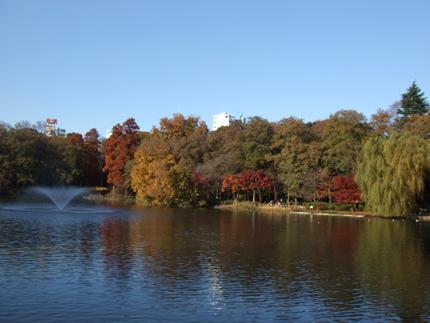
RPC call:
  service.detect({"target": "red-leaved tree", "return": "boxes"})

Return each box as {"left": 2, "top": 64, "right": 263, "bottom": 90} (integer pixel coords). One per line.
{"left": 240, "top": 170, "right": 272, "bottom": 203}
{"left": 192, "top": 171, "right": 218, "bottom": 203}
{"left": 332, "top": 174, "right": 361, "bottom": 204}
{"left": 222, "top": 170, "right": 273, "bottom": 202}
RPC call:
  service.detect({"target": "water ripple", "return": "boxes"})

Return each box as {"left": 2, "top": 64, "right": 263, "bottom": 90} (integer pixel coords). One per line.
{"left": 0, "top": 205, "right": 430, "bottom": 321}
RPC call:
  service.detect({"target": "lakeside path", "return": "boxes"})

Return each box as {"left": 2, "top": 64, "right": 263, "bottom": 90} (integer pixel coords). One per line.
{"left": 290, "top": 211, "right": 365, "bottom": 218}
{"left": 216, "top": 204, "right": 430, "bottom": 220}
{"left": 215, "top": 204, "right": 368, "bottom": 218}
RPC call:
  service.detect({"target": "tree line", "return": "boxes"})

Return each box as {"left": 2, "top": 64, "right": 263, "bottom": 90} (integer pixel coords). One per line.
{"left": 0, "top": 126, "right": 104, "bottom": 195}
{"left": 1, "top": 82, "right": 429, "bottom": 217}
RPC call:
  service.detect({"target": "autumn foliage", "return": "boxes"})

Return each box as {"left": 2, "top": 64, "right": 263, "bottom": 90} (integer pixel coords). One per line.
{"left": 131, "top": 114, "right": 209, "bottom": 207}
{"left": 1, "top": 81, "right": 429, "bottom": 216}
{"left": 0, "top": 126, "right": 105, "bottom": 195}
{"left": 332, "top": 175, "right": 361, "bottom": 204}
{"left": 104, "top": 118, "right": 140, "bottom": 192}
{"left": 222, "top": 170, "right": 273, "bottom": 202}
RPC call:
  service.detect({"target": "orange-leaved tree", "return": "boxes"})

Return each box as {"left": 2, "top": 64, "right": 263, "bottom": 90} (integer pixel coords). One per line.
{"left": 104, "top": 118, "right": 140, "bottom": 192}
{"left": 221, "top": 174, "right": 242, "bottom": 201}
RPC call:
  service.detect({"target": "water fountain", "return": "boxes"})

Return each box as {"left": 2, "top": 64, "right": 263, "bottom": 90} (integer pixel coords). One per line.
{"left": 0, "top": 186, "right": 114, "bottom": 215}
{"left": 29, "top": 186, "right": 89, "bottom": 210}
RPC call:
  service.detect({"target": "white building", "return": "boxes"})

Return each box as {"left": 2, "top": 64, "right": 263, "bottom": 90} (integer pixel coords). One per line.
{"left": 212, "top": 112, "right": 232, "bottom": 131}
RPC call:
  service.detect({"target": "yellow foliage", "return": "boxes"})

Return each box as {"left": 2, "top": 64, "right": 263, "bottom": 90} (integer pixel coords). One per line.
{"left": 131, "top": 137, "right": 176, "bottom": 206}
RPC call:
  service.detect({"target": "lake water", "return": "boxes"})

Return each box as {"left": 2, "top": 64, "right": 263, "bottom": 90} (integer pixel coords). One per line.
{"left": 1, "top": 202, "right": 430, "bottom": 321}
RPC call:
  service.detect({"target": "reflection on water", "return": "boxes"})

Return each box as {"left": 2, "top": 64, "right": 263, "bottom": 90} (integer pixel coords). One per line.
{"left": 0, "top": 205, "right": 430, "bottom": 321}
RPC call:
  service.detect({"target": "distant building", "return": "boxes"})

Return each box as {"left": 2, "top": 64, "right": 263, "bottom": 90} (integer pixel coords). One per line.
{"left": 45, "top": 118, "right": 57, "bottom": 137}
{"left": 57, "top": 128, "right": 66, "bottom": 137}
{"left": 45, "top": 118, "right": 66, "bottom": 137}
{"left": 212, "top": 112, "right": 233, "bottom": 131}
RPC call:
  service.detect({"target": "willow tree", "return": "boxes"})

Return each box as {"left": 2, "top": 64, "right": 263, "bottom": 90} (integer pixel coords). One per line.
{"left": 356, "top": 133, "right": 429, "bottom": 217}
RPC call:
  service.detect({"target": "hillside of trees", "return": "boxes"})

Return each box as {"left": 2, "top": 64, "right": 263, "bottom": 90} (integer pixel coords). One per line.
{"left": 1, "top": 82, "right": 430, "bottom": 217}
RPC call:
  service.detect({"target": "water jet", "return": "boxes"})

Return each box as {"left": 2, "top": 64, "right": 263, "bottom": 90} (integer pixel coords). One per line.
{"left": 28, "top": 186, "right": 89, "bottom": 210}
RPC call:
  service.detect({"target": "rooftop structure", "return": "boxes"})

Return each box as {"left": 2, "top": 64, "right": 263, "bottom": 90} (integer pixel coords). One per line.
{"left": 212, "top": 112, "right": 233, "bottom": 131}
{"left": 45, "top": 118, "right": 66, "bottom": 137}
{"left": 45, "top": 118, "right": 57, "bottom": 137}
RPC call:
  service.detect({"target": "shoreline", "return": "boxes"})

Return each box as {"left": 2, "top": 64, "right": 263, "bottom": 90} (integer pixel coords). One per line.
{"left": 85, "top": 194, "right": 430, "bottom": 220}
{"left": 214, "top": 203, "right": 368, "bottom": 218}
{"left": 217, "top": 203, "right": 430, "bottom": 221}
{"left": 290, "top": 211, "right": 366, "bottom": 218}
{"left": 213, "top": 202, "right": 430, "bottom": 220}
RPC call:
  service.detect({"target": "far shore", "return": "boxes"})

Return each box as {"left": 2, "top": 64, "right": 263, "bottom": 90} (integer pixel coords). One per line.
{"left": 215, "top": 203, "right": 368, "bottom": 218}
{"left": 215, "top": 202, "right": 430, "bottom": 220}
{"left": 84, "top": 193, "right": 430, "bottom": 220}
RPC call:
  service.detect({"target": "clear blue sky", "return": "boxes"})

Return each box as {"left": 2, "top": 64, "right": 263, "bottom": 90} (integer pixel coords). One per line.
{"left": 1, "top": 0, "right": 429, "bottom": 135}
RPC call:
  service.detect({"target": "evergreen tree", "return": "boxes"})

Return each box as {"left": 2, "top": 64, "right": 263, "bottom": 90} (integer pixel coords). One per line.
{"left": 396, "top": 82, "right": 429, "bottom": 126}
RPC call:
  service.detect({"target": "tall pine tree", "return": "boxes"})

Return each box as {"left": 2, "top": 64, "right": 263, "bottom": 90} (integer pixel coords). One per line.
{"left": 396, "top": 82, "right": 429, "bottom": 127}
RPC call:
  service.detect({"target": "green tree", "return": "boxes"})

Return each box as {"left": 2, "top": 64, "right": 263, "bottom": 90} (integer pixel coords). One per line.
{"left": 203, "top": 120, "right": 245, "bottom": 175}
{"left": 0, "top": 128, "right": 65, "bottom": 194}
{"left": 170, "top": 164, "right": 199, "bottom": 207}
{"left": 396, "top": 82, "right": 429, "bottom": 127}
{"left": 63, "top": 133, "right": 86, "bottom": 185}
{"left": 271, "top": 118, "right": 320, "bottom": 203}
{"left": 242, "top": 117, "right": 274, "bottom": 171}
{"left": 321, "top": 110, "right": 370, "bottom": 175}
{"left": 0, "top": 125, "right": 14, "bottom": 195}
{"left": 197, "top": 120, "right": 246, "bottom": 200}
{"left": 83, "top": 128, "right": 103, "bottom": 186}
{"left": 356, "top": 133, "right": 430, "bottom": 217}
